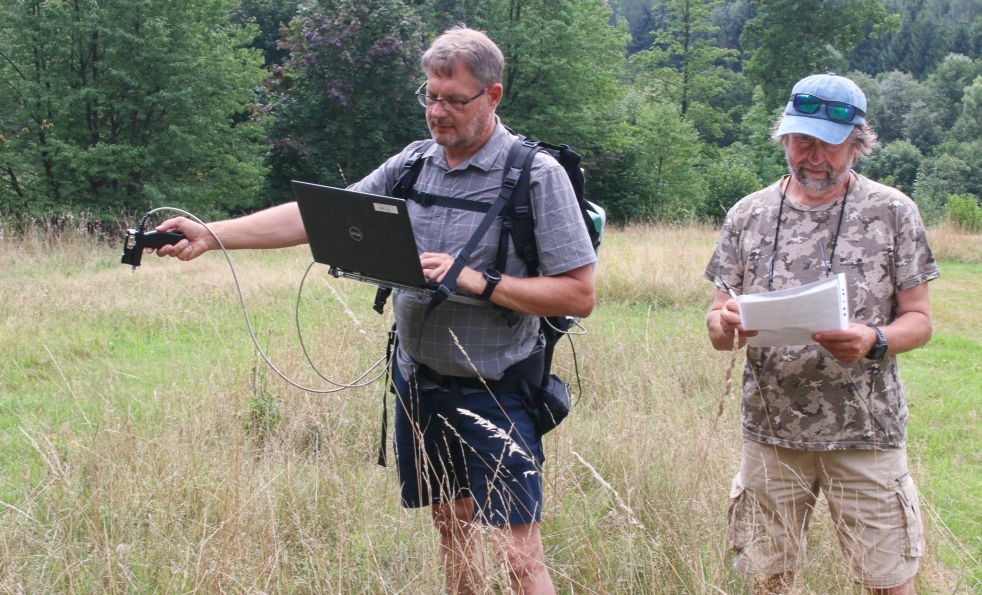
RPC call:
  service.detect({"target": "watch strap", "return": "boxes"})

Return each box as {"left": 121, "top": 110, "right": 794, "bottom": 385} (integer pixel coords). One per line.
{"left": 481, "top": 269, "right": 500, "bottom": 300}
{"left": 866, "top": 325, "right": 888, "bottom": 360}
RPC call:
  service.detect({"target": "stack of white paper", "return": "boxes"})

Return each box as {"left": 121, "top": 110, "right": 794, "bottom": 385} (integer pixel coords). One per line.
{"left": 738, "top": 273, "right": 849, "bottom": 347}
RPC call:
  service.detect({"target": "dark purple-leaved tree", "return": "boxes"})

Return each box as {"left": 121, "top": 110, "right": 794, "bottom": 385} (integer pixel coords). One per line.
{"left": 262, "top": 0, "right": 427, "bottom": 201}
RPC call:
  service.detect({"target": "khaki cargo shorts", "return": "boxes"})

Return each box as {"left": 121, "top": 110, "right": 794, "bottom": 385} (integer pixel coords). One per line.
{"left": 728, "top": 440, "right": 925, "bottom": 589}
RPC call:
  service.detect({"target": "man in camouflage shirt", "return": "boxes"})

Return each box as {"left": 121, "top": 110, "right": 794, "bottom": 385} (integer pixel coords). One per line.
{"left": 705, "top": 74, "right": 938, "bottom": 595}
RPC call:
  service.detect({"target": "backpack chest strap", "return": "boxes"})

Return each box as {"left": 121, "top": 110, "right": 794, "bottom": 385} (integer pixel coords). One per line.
{"left": 405, "top": 190, "right": 491, "bottom": 213}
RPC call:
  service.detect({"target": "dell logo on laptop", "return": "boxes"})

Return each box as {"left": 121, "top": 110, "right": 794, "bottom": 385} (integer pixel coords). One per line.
{"left": 348, "top": 226, "right": 364, "bottom": 242}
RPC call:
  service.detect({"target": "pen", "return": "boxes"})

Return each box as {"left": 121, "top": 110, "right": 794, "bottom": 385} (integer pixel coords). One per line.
{"left": 718, "top": 278, "right": 739, "bottom": 300}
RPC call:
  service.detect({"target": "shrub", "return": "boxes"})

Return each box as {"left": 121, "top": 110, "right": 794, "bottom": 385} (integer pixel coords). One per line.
{"left": 946, "top": 193, "right": 982, "bottom": 232}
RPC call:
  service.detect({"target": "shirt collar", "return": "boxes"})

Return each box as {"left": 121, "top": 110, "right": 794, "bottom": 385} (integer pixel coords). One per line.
{"left": 426, "top": 116, "right": 511, "bottom": 172}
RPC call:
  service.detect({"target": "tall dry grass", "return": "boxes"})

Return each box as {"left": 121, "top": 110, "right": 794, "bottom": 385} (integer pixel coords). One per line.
{"left": 926, "top": 224, "right": 982, "bottom": 263}
{"left": 0, "top": 223, "right": 978, "bottom": 592}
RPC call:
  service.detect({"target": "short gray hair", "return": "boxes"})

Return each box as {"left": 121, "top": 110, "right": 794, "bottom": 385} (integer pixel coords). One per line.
{"left": 421, "top": 27, "right": 504, "bottom": 87}
{"left": 771, "top": 114, "right": 879, "bottom": 161}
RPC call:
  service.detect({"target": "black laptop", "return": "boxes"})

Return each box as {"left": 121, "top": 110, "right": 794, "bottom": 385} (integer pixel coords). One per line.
{"left": 291, "top": 180, "right": 480, "bottom": 304}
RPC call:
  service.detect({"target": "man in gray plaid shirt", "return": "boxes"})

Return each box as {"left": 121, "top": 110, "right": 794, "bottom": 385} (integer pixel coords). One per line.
{"left": 154, "top": 27, "right": 595, "bottom": 595}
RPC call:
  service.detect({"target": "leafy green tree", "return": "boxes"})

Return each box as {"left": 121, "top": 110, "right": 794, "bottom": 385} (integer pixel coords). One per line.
{"left": 938, "top": 74, "right": 982, "bottom": 201}
{"left": 741, "top": 0, "right": 899, "bottom": 109}
{"left": 415, "top": 0, "right": 491, "bottom": 34}
{"left": 694, "top": 69, "right": 755, "bottom": 146}
{"left": 231, "top": 0, "right": 302, "bottom": 67}
{"left": 912, "top": 152, "right": 971, "bottom": 223}
{"left": 610, "top": 0, "right": 663, "bottom": 54}
{"left": 865, "top": 71, "right": 937, "bottom": 146}
{"left": 710, "top": 0, "right": 753, "bottom": 54}
{"left": 859, "top": 140, "right": 922, "bottom": 194}
{"left": 924, "top": 53, "right": 982, "bottom": 132}
{"left": 0, "top": 0, "right": 267, "bottom": 220}
{"left": 950, "top": 74, "right": 982, "bottom": 139}
{"left": 262, "top": 0, "right": 427, "bottom": 201}
{"left": 492, "top": 0, "right": 630, "bottom": 153}
{"left": 630, "top": 0, "right": 740, "bottom": 143}
{"left": 849, "top": 0, "right": 981, "bottom": 79}
{"left": 590, "top": 92, "right": 707, "bottom": 221}
{"left": 700, "top": 143, "right": 763, "bottom": 220}
{"left": 737, "top": 86, "right": 787, "bottom": 184}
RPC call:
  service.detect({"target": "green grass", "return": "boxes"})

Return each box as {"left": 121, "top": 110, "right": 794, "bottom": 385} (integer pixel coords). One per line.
{"left": 0, "top": 227, "right": 978, "bottom": 592}
{"left": 902, "top": 261, "right": 982, "bottom": 586}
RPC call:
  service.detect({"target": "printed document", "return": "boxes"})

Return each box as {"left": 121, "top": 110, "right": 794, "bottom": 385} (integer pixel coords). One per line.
{"left": 738, "top": 273, "right": 850, "bottom": 347}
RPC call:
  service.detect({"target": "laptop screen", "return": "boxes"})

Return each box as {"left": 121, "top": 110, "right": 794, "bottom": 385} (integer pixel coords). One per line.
{"left": 291, "top": 180, "right": 432, "bottom": 290}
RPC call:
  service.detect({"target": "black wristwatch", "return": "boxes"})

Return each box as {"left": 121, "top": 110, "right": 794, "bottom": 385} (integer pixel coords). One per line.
{"left": 481, "top": 268, "right": 501, "bottom": 300}
{"left": 866, "top": 325, "right": 888, "bottom": 360}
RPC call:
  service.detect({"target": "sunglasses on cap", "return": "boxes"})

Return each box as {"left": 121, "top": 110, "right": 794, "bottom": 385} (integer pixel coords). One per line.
{"left": 790, "top": 93, "right": 865, "bottom": 123}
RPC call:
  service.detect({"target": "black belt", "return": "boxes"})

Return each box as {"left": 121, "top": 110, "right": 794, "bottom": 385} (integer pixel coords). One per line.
{"left": 415, "top": 349, "right": 545, "bottom": 396}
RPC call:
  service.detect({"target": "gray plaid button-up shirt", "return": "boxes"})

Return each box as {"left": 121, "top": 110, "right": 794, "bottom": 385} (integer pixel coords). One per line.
{"left": 351, "top": 121, "right": 596, "bottom": 380}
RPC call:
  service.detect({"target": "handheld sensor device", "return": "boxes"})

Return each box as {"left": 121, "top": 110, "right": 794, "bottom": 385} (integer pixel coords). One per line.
{"left": 120, "top": 228, "right": 185, "bottom": 269}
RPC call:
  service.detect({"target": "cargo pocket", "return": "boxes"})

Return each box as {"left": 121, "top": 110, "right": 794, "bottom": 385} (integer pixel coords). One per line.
{"left": 728, "top": 473, "right": 751, "bottom": 552}
{"left": 894, "top": 474, "right": 925, "bottom": 559}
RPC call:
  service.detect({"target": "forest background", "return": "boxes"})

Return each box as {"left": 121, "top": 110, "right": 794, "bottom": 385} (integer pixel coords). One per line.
{"left": 0, "top": 0, "right": 979, "bottom": 230}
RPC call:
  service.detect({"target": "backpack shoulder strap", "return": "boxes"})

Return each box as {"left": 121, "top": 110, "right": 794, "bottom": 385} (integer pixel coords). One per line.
{"left": 392, "top": 140, "right": 435, "bottom": 199}
{"left": 498, "top": 140, "right": 542, "bottom": 276}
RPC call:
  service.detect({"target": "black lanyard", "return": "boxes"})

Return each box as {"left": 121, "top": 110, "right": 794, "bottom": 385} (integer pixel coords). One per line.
{"left": 767, "top": 174, "right": 851, "bottom": 291}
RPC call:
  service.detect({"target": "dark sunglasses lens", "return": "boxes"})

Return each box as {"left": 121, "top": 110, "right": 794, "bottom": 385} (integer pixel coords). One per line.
{"left": 793, "top": 94, "right": 822, "bottom": 114}
{"left": 826, "top": 102, "right": 855, "bottom": 122}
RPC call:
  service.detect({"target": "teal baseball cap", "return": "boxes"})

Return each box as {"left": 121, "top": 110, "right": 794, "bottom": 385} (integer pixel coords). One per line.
{"left": 775, "top": 73, "right": 867, "bottom": 145}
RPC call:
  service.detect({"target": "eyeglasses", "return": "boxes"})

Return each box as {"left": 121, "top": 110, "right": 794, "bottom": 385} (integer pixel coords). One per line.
{"left": 415, "top": 82, "right": 488, "bottom": 112}
{"left": 790, "top": 93, "right": 865, "bottom": 123}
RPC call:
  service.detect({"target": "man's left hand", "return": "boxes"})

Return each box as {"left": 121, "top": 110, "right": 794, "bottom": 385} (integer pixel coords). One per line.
{"left": 813, "top": 323, "right": 878, "bottom": 363}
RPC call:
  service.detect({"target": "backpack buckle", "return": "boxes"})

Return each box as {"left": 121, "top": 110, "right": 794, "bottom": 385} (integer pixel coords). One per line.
{"left": 513, "top": 204, "right": 531, "bottom": 218}
{"left": 503, "top": 167, "right": 521, "bottom": 189}
{"left": 403, "top": 150, "right": 423, "bottom": 170}
{"left": 415, "top": 192, "right": 434, "bottom": 207}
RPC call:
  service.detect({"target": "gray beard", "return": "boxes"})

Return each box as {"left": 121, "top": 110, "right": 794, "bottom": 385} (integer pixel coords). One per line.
{"left": 789, "top": 162, "right": 850, "bottom": 193}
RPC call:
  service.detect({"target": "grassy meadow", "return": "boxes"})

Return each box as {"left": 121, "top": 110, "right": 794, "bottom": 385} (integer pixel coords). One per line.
{"left": 0, "top": 223, "right": 979, "bottom": 593}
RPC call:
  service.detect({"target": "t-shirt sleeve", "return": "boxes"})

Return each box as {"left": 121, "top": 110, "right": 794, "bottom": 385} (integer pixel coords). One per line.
{"left": 893, "top": 199, "right": 940, "bottom": 291}
{"left": 704, "top": 209, "right": 745, "bottom": 291}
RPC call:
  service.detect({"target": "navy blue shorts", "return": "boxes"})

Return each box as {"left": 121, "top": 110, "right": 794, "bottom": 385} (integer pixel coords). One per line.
{"left": 392, "top": 364, "right": 544, "bottom": 526}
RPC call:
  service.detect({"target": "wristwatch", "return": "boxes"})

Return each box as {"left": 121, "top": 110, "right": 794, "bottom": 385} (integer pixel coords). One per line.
{"left": 481, "top": 268, "right": 501, "bottom": 300}
{"left": 866, "top": 325, "right": 888, "bottom": 360}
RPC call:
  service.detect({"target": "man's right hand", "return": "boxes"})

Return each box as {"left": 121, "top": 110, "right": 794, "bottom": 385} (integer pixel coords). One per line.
{"left": 707, "top": 290, "right": 758, "bottom": 350}
{"left": 152, "top": 217, "right": 216, "bottom": 261}
{"left": 718, "top": 298, "right": 756, "bottom": 338}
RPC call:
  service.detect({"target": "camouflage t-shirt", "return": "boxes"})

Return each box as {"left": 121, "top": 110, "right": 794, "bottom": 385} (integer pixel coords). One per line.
{"left": 704, "top": 173, "right": 939, "bottom": 451}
